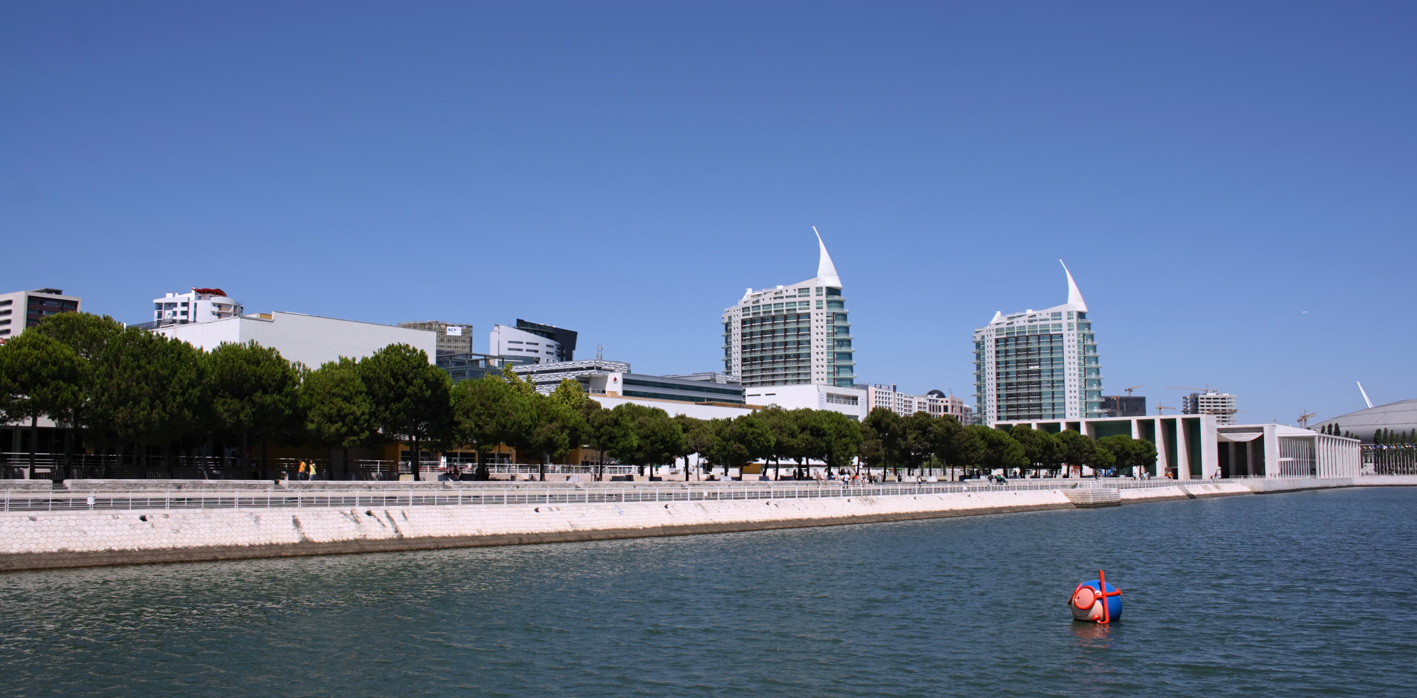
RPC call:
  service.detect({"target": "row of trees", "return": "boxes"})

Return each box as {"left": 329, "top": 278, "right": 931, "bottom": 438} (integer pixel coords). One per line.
{"left": 858, "top": 409, "right": 1158, "bottom": 478}
{"left": 1, "top": 312, "right": 1159, "bottom": 481}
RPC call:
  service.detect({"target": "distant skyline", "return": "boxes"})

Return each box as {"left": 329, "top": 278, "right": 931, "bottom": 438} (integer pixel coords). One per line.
{"left": 4, "top": 1, "right": 1414, "bottom": 425}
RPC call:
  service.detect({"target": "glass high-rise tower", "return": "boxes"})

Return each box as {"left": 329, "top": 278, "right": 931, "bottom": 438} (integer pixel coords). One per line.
{"left": 973, "top": 261, "right": 1103, "bottom": 425}
{"left": 722, "top": 229, "right": 855, "bottom": 388}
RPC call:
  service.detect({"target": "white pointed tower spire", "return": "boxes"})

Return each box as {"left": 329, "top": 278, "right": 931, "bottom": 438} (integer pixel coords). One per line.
{"left": 813, "top": 226, "right": 841, "bottom": 287}
{"left": 1059, "top": 259, "right": 1087, "bottom": 312}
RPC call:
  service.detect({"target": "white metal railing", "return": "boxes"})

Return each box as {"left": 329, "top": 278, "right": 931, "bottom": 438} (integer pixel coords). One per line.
{"left": 0, "top": 478, "right": 1190, "bottom": 513}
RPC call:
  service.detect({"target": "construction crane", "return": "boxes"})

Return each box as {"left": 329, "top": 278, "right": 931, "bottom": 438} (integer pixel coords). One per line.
{"left": 1165, "top": 384, "right": 1217, "bottom": 393}
{"left": 1297, "top": 411, "right": 1316, "bottom": 428}
{"left": 1123, "top": 384, "right": 1142, "bottom": 396}
{"left": 1156, "top": 405, "right": 1176, "bottom": 414}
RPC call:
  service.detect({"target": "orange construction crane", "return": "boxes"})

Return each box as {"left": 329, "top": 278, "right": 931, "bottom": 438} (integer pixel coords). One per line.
{"left": 1123, "top": 384, "right": 1142, "bottom": 396}
{"left": 1297, "top": 411, "right": 1316, "bottom": 428}
{"left": 1156, "top": 405, "right": 1176, "bottom": 414}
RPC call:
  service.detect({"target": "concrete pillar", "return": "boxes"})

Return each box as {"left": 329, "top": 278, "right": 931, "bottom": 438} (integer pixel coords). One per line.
{"left": 1176, "top": 417, "right": 1190, "bottom": 481}
{"left": 1131, "top": 418, "right": 1141, "bottom": 439}
{"left": 1263, "top": 425, "right": 1281, "bottom": 478}
{"left": 1155, "top": 417, "right": 1170, "bottom": 477}
{"left": 1200, "top": 415, "right": 1219, "bottom": 480}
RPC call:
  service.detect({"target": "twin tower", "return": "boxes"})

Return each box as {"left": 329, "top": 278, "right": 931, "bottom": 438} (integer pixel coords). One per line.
{"left": 721, "top": 231, "right": 1103, "bottom": 425}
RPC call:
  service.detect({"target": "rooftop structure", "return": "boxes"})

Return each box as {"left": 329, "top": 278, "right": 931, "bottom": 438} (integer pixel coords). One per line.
{"left": 0, "top": 288, "right": 81, "bottom": 340}
{"left": 743, "top": 384, "right": 868, "bottom": 420}
{"left": 1314, "top": 399, "right": 1417, "bottom": 443}
{"left": 973, "top": 261, "right": 1103, "bottom": 425}
{"left": 722, "top": 228, "right": 854, "bottom": 388}
{"left": 399, "top": 320, "right": 474, "bottom": 356}
{"left": 156, "top": 311, "right": 436, "bottom": 368}
{"left": 489, "top": 319, "right": 577, "bottom": 363}
{"left": 152, "top": 288, "right": 242, "bottom": 327}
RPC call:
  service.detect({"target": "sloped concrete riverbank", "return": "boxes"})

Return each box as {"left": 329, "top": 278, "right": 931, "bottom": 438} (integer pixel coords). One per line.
{"left": 1, "top": 478, "right": 1405, "bottom": 571}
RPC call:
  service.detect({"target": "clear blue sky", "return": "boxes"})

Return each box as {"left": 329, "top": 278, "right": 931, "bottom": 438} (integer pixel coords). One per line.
{"left": 4, "top": 1, "right": 1414, "bottom": 425}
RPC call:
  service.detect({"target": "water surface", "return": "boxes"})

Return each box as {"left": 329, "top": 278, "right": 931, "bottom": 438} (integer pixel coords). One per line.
{"left": 2, "top": 487, "right": 1415, "bottom": 696}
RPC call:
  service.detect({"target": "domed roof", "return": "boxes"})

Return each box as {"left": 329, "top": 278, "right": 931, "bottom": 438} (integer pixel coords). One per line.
{"left": 926, "top": 389, "right": 946, "bottom": 397}
{"left": 1314, "top": 399, "right": 1417, "bottom": 441}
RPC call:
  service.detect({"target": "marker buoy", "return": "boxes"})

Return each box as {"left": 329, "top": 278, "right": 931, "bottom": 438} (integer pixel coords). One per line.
{"left": 1070, "top": 569, "right": 1122, "bottom": 623}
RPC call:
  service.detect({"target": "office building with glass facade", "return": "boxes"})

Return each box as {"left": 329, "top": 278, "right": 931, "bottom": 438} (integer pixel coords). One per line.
{"left": 722, "top": 230, "right": 855, "bottom": 389}
{"left": 973, "top": 261, "right": 1104, "bottom": 426}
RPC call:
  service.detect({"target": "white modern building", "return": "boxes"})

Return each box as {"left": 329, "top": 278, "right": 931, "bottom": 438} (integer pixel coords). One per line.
{"left": 0, "top": 288, "right": 81, "bottom": 340}
{"left": 974, "top": 261, "right": 1103, "bottom": 426}
{"left": 866, "top": 385, "right": 971, "bottom": 422}
{"left": 489, "top": 319, "right": 577, "bottom": 364}
{"left": 993, "top": 414, "right": 1361, "bottom": 480}
{"left": 1182, "top": 390, "right": 1239, "bottom": 425}
{"left": 152, "top": 288, "right": 243, "bottom": 327}
{"left": 399, "top": 320, "right": 474, "bottom": 356}
{"left": 156, "top": 311, "right": 437, "bottom": 368}
{"left": 722, "top": 228, "right": 855, "bottom": 389}
{"left": 743, "top": 384, "right": 868, "bottom": 420}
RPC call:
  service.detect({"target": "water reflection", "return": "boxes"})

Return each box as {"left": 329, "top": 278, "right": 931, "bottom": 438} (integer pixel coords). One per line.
{"left": 1070, "top": 620, "right": 1113, "bottom": 645}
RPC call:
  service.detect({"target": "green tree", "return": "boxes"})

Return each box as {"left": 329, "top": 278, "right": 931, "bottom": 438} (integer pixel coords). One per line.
{"left": 861, "top": 407, "right": 905, "bottom": 478}
{"left": 450, "top": 373, "right": 533, "bottom": 480}
{"left": 0, "top": 331, "right": 84, "bottom": 479}
{"left": 207, "top": 341, "right": 300, "bottom": 478}
{"left": 1009, "top": 425, "right": 1057, "bottom": 476}
{"left": 604, "top": 403, "right": 686, "bottom": 478}
{"left": 805, "top": 410, "right": 862, "bottom": 476}
{"left": 1056, "top": 430, "right": 1111, "bottom": 476}
{"left": 976, "top": 427, "right": 1027, "bottom": 476}
{"left": 523, "top": 379, "right": 590, "bottom": 481}
{"left": 760, "top": 406, "right": 803, "bottom": 479}
{"left": 90, "top": 329, "right": 207, "bottom": 477}
{"left": 31, "top": 313, "right": 125, "bottom": 476}
{"left": 928, "top": 415, "right": 966, "bottom": 480}
{"left": 674, "top": 414, "right": 712, "bottom": 481}
{"left": 1096, "top": 435, "right": 1138, "bottom": 476}
{"left": 301, "top": 358, "right": 373, "bottom": 480}
{"left": 359, "top": 344, "right": 452, "bottom": 481}
{"left": 901, "top": 411, "right": 937, "bottom": 476}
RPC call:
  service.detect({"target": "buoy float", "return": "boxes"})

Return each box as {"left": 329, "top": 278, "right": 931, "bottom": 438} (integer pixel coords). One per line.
{"left": 1069, "top": 569, "right": 1122, "bottom": 623}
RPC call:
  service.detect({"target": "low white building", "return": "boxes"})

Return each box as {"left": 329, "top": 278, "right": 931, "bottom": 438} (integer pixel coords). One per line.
{"left": 743, "top": 384, "right": 868, "bottom": 420}
{"left": 152, "top": 288, "right": 243, "bottom": 327}
{"left": 993, "top": 414, "right": 1360, "bottom": 480}
{"left": 866, "top": 385, "right": 971, "bottom": 422}
{"left": 156, "top": 311, "right": 437, "bottom": 368}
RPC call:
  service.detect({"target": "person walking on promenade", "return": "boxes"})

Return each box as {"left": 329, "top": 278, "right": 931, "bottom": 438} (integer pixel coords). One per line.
{"left": 298, "top": 460, "right": 307, "bottom": 481}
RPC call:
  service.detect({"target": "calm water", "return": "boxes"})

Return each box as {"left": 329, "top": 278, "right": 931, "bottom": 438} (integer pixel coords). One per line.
{"left": 3, "top": 488, "right": 1416, "bottom": 697}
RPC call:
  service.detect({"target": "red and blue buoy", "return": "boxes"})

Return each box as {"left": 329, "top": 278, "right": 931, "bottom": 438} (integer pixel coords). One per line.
{"left": 1070, "top": 570, "right": 1122, "bottom": 623}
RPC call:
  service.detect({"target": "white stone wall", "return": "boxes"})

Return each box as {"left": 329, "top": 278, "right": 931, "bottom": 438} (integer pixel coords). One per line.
{"left": 0, "top": 489, "right": 1071, "bottom": 559}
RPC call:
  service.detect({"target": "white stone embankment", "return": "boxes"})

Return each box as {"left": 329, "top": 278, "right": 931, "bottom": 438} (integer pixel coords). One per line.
{"left": 0, "top": 477, "right": 1405, "bottom": 571}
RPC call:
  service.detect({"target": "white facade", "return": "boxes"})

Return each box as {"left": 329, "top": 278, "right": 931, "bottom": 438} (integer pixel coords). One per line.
{"left": 589, "top": 394, "right": 758, "bottom": 421}
{"left": 152, "top": 288, "right": 242, "bottom": 327}
{"left": 156, "top": 311, "right": 436, "bottom": 368}
{"left": 974, "top": 261, "right": 1103, "bottom": 426}
{"left": 866, "top": 385, "right": 970, "bottom": 422}
{"left": 743, "top": 384, "right": 868, "bottom": 420}
{"left": 1182, "top": 391, "right": 1238, "bottom": 425}
{"left": 0, "top": 288, "right": 81, "bottom": 340}
{"left": 993, "top": 415, "right": 1361, "bottom": 480}
{"left": 722, "top": 229, "right": 855, "bottom": 388}
{"left": 489, "top": 324, "right": 566, "bottom": 363}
